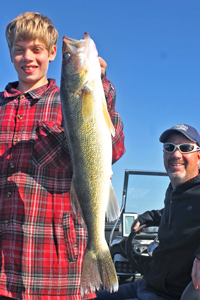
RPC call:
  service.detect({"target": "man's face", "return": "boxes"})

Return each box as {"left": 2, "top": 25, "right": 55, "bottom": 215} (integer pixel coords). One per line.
{"left": 164, "top": 132, "right": 200, "bottom": 189}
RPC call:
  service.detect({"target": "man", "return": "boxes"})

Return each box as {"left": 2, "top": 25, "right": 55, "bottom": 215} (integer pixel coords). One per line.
{"left": 96, "top": 124, "right": 200, "bottom": 300}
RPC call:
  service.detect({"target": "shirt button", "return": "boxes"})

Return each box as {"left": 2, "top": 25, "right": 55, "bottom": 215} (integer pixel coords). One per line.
{"left": 4, "top": 221, "right": 9, "bottom": 227}
{"left": 10, "top": 163, "right": 14, "bottom": 168}
{"left": 18, "top": 115, "right": 23, "bottom": 120}
{"left": 7, "top": 192, "right": 12, "bottom": 197}
{"left": 14, "top": 138, "right": 20, "bottom": 142}
{"left": 20, "top": 95, "right": 25, "bottom": 99}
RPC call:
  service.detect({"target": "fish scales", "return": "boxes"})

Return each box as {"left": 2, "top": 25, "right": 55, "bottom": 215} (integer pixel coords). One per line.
{"left": 60, "top": 33, "right": 120, "bottom": 296}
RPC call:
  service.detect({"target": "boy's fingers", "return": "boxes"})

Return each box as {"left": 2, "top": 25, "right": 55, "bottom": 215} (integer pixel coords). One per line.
{"left": 98, "top": 57, "right": 107, "bottom": 77}
{"left": 98, "top": 57, "right": 107, "bottom": 68}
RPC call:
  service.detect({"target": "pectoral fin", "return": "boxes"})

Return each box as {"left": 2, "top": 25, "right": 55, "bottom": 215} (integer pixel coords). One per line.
{"left": 82, "top": 88, "right": 95, "bottom": 122}
{"left": 105, "top": 182, "right": 120, "bottom": 222}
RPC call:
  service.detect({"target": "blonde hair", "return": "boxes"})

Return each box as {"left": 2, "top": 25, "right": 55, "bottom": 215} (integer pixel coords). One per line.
{"left": 6, "top": 12, "right": 58, "bottom": 54}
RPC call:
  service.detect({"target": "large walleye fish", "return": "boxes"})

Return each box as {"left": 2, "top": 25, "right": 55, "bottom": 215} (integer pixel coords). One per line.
{"left": 60, "top": 33, "right": 120, "bottom": 296}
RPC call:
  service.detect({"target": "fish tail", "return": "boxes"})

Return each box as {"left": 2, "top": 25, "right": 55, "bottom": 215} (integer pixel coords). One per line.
{"left": 81, "top": 247, "right": 119, "bottom": 296}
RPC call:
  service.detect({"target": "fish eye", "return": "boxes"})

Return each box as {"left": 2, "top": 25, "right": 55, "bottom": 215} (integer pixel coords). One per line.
{"left": 63, "top": 52, "right": 71, "bottom": 60}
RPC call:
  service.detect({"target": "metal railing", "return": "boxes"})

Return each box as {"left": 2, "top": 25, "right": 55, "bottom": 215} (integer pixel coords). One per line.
{"left": 109, "top": 170, "right": 168, "bottom": 246}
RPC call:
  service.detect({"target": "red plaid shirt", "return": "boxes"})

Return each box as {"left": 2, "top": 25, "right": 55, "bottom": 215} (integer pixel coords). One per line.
{"left": 0, "top": 78, "right": 125, "bottom": 300}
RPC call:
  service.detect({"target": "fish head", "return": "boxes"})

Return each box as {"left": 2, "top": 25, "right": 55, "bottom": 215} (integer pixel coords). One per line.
{"left": 61, "top": 33, "right": 100, "bottom": 93}
{"left": 62, "top": 35, "right": 87, "bottom": 76}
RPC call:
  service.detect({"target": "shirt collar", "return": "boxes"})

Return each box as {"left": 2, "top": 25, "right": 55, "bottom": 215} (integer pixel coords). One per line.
{"left": 3, "top": 79, "right": 57, "bottom": 100}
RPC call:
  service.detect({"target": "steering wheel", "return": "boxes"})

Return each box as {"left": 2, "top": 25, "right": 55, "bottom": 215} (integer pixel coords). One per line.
{"left": 125, "top": 225, "right": 159, "bottom": 274}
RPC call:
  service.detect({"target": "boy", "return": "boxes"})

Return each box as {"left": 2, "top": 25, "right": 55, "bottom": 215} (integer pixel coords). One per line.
{"left": 0, "top": 12, "right": 125, "bottom": 300}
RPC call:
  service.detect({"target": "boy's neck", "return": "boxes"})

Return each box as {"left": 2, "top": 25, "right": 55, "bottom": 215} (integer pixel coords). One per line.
{"left": 17, "top": 78, "right": 49, "bottom": 93}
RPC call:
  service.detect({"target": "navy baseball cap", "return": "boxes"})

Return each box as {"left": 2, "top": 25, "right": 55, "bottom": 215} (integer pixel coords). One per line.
{"left": 159, "top": 124, "right": 200, "bottom": 146}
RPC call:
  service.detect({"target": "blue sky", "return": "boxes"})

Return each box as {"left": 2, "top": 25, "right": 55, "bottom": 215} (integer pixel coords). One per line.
{"left": 0, "top": 0, "right": 200, "bottom": 205}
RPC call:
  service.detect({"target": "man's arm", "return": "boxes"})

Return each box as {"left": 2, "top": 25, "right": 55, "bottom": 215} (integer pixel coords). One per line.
{"left": 131, "top": 209, "right": 163, "bottom": 231}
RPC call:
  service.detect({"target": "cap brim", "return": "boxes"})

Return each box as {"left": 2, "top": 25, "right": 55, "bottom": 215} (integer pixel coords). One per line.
{"left": 159, "top": 129, "right": 196, "bottom": 144}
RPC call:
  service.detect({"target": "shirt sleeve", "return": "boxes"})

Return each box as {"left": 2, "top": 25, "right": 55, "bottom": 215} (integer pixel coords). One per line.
{"left": 138, "top": 209, "right": 164, "bottom": 227}
{"left": 102, "top": 74, "right": 126, "bottom": 164}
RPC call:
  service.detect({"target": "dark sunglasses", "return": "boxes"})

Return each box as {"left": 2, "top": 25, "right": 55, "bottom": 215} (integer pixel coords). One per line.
{"left": 163, "top": 143, "right": 200, "bottom": 154}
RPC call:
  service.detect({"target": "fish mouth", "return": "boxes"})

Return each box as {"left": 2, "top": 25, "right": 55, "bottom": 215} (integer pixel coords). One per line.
{"left": 62, "top": 33, "right": 89, "bottom": 54}
{"left": 63, "top": 32, "right": 89, "bottom": 47}
{"left": 64, "top": 36, "right": 83, "bottom": 46}
{"left": 62, "top": 34, "right": 90, "bottom": 76}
